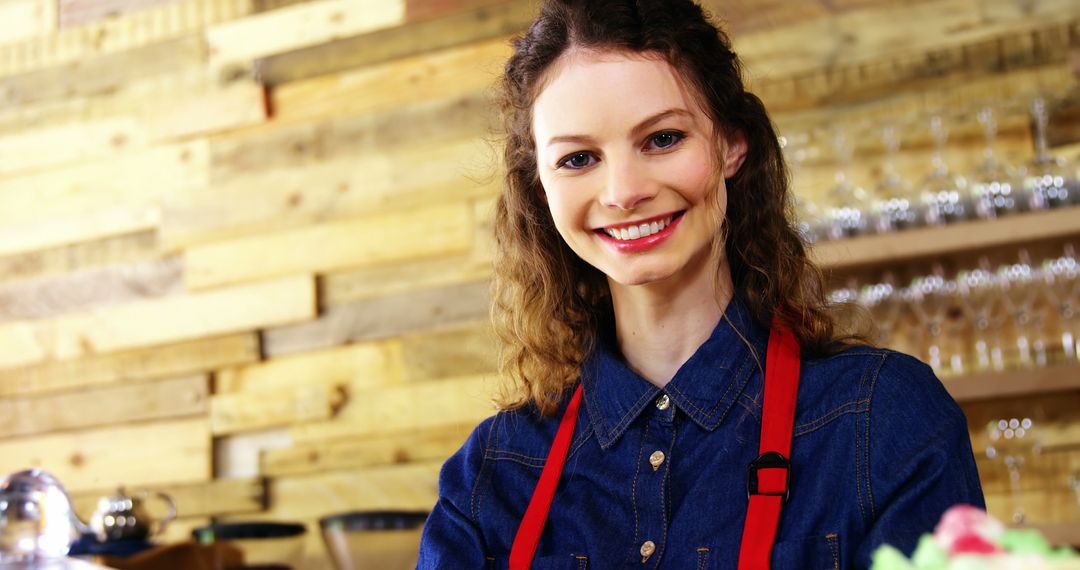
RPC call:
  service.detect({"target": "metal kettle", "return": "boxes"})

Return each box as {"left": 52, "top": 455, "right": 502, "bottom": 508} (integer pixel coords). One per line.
{"left": 0, "top": 469, "right": 91, "bottom": 561}
{"left": 88, "top": 486, "right": 176, "bottom": 543}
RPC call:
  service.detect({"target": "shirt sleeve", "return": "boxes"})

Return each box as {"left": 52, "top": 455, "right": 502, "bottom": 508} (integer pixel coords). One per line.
{"left": 853, "top": 352, "right": 986, "bottom": 568}
{"left": 416, "top": 414, "right": 496, "bottom": 569}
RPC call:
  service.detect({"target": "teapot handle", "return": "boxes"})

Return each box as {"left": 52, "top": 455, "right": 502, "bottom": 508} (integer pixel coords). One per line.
{"left": 150, "top": 492, "right": 177, "bottom": 537}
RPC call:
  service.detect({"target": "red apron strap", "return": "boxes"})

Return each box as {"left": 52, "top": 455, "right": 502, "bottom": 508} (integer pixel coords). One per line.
{"left": 508, "top": 384, "right": 584, "bottom": 570}
{"left": 737, "top": 316, "right": 802, "bottom": 570}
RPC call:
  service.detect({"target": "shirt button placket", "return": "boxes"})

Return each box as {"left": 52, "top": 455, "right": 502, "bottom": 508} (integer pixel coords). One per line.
{"left": 631, "top": 393, "right": 674, "bottom": 567}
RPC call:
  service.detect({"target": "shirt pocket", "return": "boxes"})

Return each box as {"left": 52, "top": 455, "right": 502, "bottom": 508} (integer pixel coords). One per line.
{"left": 486, "top": 554, "right": 590, "bottom": 569}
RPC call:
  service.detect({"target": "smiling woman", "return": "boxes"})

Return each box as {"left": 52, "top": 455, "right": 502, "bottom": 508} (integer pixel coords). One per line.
{"left": 416, "top": 1, "right": 985, "bottom": 568}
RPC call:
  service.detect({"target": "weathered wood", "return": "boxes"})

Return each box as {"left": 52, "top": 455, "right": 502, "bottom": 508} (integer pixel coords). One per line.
{"left": 320, "top": 252, "right": 492, "bottom": 307}
{"left": 0, "top": 275, "right": 314, "bottom": 368}
{"left": 0, "top": 374, "right": 208, "bottom": 438}
{"left": 147, "top": 81, "right": 267, "bottom": 141}
{"left": 0, "top": 116, "right": 149, "bottom": 177}
{"left": 0, "top": 418, "right": 211, "bottom": 493}
{"left": 0, "top": 0, "right": 56, "bottom": 45}
{"left": 182, "top": 204, "right": 474, "bottom": 290}
{"left": 269, "top": 35, "right": 510, "bottom": 123}
{"left": 215, "top": 339, "right": 404, "bottom": 394}
{"left": 261, "top": 423, "right": 474, "bottom": 477}
{"left": 398, "top": 323, "right": 497, "bottom": 382}
{"left": 0, "top": 0, "right": 253, "bottom": 78}
{"left": 0, "top": 206, "right": 161, "bottom": 260}
{"left": 290, "top": 374, "right": 497, "bottom": 444}
{"left": 263, "top": 280, "right": 490, "bottom": 358}
{"left": 0, "top": 231, "right": 160, "bottom": 287}
{"left": 59, "top": 0, "right": 179, "bottom": 29}
{"left": 205, "top": 0, "right": 405, "bottom": 73}
{"left": 0, "top": 257, "right": 183, "bottom": 322}
{"left": 254, "top": 0, "right": 531, "bottom": 85}
{"left": 215, "top": 427, "right": 292, "bottom": 479}
{"left": 165, "top": 137, "right": 497, "bottom": 250}
{"left": 70, "top": 477, "right": 266, "bottom": 522}
{"left": 210, "top": 382, "right": 347, "bottom": 435}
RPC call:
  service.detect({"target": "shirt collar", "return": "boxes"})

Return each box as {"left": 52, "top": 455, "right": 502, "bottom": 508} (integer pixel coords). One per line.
{"left": 580, "top": 294, "right": 768, "bottom": 449}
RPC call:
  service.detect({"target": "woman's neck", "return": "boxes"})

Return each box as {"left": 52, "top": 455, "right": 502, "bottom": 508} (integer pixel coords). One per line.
{"left": 608, "top": 260, "right": 734, "bottom": 389}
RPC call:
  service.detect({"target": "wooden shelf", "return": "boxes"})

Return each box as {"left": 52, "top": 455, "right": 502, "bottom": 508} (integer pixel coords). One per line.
{"left": 944, "top": 363, "right": 1080, "bottom": 404}
{"left": 811, "top": 206, "right": 1080, "bottom": 270}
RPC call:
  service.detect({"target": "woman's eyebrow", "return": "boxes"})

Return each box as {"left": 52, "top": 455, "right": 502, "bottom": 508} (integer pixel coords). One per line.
{"left": 544, "top": 107, "right": 693, "bottom": 148}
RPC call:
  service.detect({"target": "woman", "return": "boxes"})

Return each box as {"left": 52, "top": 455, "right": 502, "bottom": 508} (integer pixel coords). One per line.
{"left": 418, "top": 0, "right": 984, "bottom": 568}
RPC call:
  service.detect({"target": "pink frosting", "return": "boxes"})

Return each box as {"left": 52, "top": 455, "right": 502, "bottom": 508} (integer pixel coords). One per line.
{"left": 933, "top": 504, "right": 1006, "bottom": 555}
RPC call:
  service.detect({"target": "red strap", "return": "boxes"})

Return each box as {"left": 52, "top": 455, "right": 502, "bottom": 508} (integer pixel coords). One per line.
{"left": 737, "top": 317, "right": 801, "bottom": 570}
{"left": 508, "top": 384, "right": 584, "bottom": 570}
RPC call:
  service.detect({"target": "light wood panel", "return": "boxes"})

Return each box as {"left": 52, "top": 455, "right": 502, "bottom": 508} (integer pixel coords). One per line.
{"left": 210, "top": 382, "right": 346, "bottom": 435}
{"left": 263, "top": 280, "right": 490, "bottom": 357}
{"left": 70, "top": 477, "right": 266, "bottom": 521}
{"left": 320, "top": 252, "right": 492, "bottom": 307}
{"left": 0, "top": 116, "right": 149, "bottom": 177}
{"left": 205, "top": 0, "right": 406, "bottom": 72}
{"left": 0, "top": 374, "right": 208, "bottom": 438}
{"left": 215, "top": 339, "right": 404, "bottom": 394}
{"left": 261, "top": 424, "right": 474, "bottom": 477}
{"left": 0, "top": 333, "right": 258, "bottom": 398}
{"left": 0, "top": 231, "right": 161, "bottom": 287}
{"left": 183, "top": 204, "right": 473, "bottom": 290}
{"left": 147, "top": 81, "right": 267, "bottom": 141}
{"left": 0, "top": 418, "right": 211, "bottom": 493}
{"left": 59, "top": 0, "right": 179, "bottom": 29}
{"left": 0, "top": 275, "right": 313, "bottom": 368}
{"left": 0, "top": 0, "right": 56, "bottom": 45}
{"left": 290, "top": 374, "right": 497, "bottom": 444}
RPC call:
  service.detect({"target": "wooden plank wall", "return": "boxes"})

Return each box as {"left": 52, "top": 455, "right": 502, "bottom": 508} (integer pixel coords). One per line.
{"left": 0, "top": 0, "right": 1078, "bottom": 566}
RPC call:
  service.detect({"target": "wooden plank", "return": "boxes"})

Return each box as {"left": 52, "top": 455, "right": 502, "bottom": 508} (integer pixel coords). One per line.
{"left": 398, "top": 323, "right": 497, "bottom": 382}
{"left": 945, "top": 363, "right": 1080, "bottom": 403}
{"left": 165, "top": 136, "right": 496, "bottom": 250}
{"left": 0, "top": 275, "right": 313, "bottom": 368}
{"left": 0, "top": 35, "right": 205, "bottom": 108}
{"left": 205, "top": 0, "right": 406, "bottom": 72}
{"left": 254, "top": 0, "right": 531, "bottom": 85}
{"left": 210, "top": 382, "right": 347, "bottom": 434}
{"left": 182, "top": 204, "right": 473, "bottom": 290}
{"left": 269, "top": 35, "right": 510, "bottom": 123}
{"left": 148, "top": 81, "right": 267, "bottom": 141}
{"left": 0, "top": 116, "right": 149, "bottom": 177}
{"left": 320, "top": 252, "right": 492, "bottom": 307}
{"left": 60, "top": 0, "right": 179, "bottom": 29}
{"left": 0, "top": 418, "right": 211, "bottom": 493}
{"left": 0, "top": 0, "right": 55, "bottom": 45}
{"left": 0, "top": 0, "right": 253, "bottom": 78}
{"left": 263, "top": 280, "right": 490, "bottom": 357}
{"left": 261, "top": 423, "right": 474, "bottom": 477}
{"left": 0, "top": 231, "right": 160, "bottom": 287}
{"left": 215, "top": 339, "right": 404, "bottom": 394}
{"left": 0, "top": 205, "right": 161, "bottom": 259}
{"left": 0, "top": 332, "right": 258, "bottom": 398}
{"left": 70, "top": 477, "right": 266, "bottom": 521}
{"left": 0, "top": 257, "right": 183, "bottom": 322}
{"left": 290, "top": 374, "right": 496, "bottom": 444}
{"left": 0, "top": 374, "right": 208, "bottom": 438}
{"left": 811, "top": 206, "right": 1080, "bottom": 269}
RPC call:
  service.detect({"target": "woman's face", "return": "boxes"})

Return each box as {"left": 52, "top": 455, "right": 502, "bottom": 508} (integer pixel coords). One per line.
{"left": 532, "top": 49, "right": 745, "bottom": 289}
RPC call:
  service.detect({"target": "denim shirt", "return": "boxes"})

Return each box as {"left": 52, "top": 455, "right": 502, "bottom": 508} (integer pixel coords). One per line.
{"left": 417, "top": 297, "right": 985, "bottom": 569}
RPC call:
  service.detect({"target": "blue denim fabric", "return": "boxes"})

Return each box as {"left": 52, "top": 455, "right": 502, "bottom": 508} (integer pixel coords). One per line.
{"left": 417, "top": 297, "right": 985, "bottom": 569}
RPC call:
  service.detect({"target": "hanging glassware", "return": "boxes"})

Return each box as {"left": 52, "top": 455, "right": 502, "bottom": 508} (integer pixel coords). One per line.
{"left": 871, "top": 124, "right": 923, "bottom": 233}
{"left": 920, "top": 114, "right": 972, "bottom": 225}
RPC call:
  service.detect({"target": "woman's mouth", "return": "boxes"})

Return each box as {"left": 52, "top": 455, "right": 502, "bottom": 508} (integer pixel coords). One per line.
{"left": 595, "top": 211, "right": 685, "bottom": 253}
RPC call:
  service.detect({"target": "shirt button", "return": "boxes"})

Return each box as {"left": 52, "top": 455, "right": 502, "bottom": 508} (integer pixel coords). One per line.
{"left": 640, "top": 540, "right": 656, "bottom": 561}
{"left": 655, "top": 394, "right": 670, "bottom": 410}
{"left": 649, "top": 450, "right": 666, "bottom": 471}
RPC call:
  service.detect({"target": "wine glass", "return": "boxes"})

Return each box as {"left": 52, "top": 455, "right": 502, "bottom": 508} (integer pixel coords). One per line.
{"left": 1042, "top": 244, "right": 1080, "bottom": 363}
{"left": 969, "top": 106, "right": 1023, "bottom": 220}
{"left": 908, "top": 265, "right": 966, "bottom": 376}
{"left": 956, "top": 258, "right": 1006, "bottom": 373}
{"left": 1021, "top": 97, "right": 1074, "bottom": 210}
{"left": 985, "top": 416, "right": 1042, "bottom": 524}
{"left": 781, "top": 133, "right": 826, "bottom": 243}
{"left": 920, "top": 114, "right": 972, "bottom": 226}
{"left": 998, "top": 250, "right": 1051, "bottom": 369}
{"left": 824, "top": 129, "right": 872, "bottom": 240}
{"left": 872, "top": 124, "right": 922, "bottom": 233}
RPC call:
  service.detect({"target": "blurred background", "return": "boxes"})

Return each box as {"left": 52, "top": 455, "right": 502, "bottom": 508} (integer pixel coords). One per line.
{"left": 0, "top": 0, "right": 1079, "bottom": 568}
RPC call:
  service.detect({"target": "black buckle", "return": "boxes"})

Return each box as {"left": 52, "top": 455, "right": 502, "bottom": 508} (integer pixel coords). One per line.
{"left": 746, "top": 451, "right": 791, "bottom": 503}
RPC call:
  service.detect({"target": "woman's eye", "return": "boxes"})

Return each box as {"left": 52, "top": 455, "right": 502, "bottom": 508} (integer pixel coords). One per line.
{"left": 558, "top": 152, "right": 597, "bottom": 169}
{"left": 647, "top": 131, "right": 684, "bottom": 150}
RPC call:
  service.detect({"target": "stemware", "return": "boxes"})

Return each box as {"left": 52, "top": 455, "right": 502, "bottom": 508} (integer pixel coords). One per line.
{"left": 920, "top": 114, "right": 971, "bottom": 225}
{"left": 956, "top": 259, "right": 1006, "bottom": 373}
{"left": 824, "top": 130, "right": 872, "bottom": 240}
{"left": 998, "top": 250, "right": 1051, "bottom": 369}
{"left": 872, "top": 124, "right": 922, "bottom": 233}
{"left": 969, "top": 106, "right": 1023, "bottom": 220}
{"left": 1021, "top": 97, "right": 1075, "bottom": 210}
{"left": 985, "top": 417, "right": 1042, "bottom": 524}
{"left": 1042, "top": 244, "right": 1080, "bottom": 363}
{"left": 908, "top": 265, "right": 966, "bottom": 376}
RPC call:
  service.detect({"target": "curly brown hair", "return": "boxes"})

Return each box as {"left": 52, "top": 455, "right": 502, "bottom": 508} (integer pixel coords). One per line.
{"left": 492, "top": 0, "right": 862, "bottom": 416}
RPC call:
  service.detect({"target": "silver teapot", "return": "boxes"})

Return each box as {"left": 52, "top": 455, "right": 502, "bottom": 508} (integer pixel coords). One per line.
{"left": 0, "top": 469, "right": 90, "bottom": 562}
{"left": 88, "top": 487, "right": 176, "bottom": 543}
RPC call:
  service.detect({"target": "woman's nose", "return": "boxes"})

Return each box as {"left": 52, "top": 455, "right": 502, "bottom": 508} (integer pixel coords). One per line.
{"left": 601, "top": 158, "right": 655, "bottom": 211}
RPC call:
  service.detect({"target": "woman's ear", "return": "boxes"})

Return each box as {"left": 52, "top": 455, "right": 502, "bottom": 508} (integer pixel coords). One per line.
{"left": 721, "top": 130, "right": 748, "bottom": 178}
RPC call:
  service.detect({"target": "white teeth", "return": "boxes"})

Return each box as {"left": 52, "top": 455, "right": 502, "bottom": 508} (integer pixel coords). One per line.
{"left": 603, "top": 216, "right": 675, "bottom": 241}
